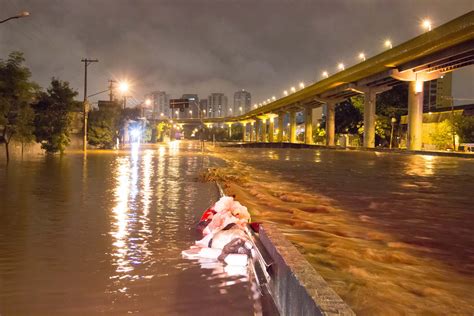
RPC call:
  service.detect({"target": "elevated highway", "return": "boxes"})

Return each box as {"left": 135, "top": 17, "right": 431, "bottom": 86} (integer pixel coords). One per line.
{"left": 166, "top": 11, "right": 474, "bottom": 150}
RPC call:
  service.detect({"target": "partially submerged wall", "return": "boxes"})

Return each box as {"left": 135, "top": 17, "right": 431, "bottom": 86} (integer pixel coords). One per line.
{"left": 260, "top": 223, "right": 355, "bottom": 316}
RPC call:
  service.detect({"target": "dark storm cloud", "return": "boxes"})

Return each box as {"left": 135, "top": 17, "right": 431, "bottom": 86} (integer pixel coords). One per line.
{"left": 0, "top": 0, "right": 472, "bottom": 106}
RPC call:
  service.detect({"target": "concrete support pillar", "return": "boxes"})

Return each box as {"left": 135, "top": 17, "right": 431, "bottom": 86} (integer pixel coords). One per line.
{"left": 407, "top": 80, "right": 424, "bottom": 150}
{"left": 227, "top": 123, "right": 232, "bottom": 139}
{"left": 250, "top": 122, "right": 255, "bottom": 142}
{"left": 277, "top": 113, "right": 284, "bottom": 142}
{"left": 242, "top": 122, "right": 247, "bottom": 142}
{"left": 268, "top": 117, "right": 275, "bottom": 142}
{"left": 326, "top": 102, "right": 335, "bottom": 146}
{"left": 289, "top": 111, "right": 297, "bottom": 143}
{"left": 261, "top": 119, "right": 267, "bottom": 142}
{"left": 304, "top": 106, "right": 313, "bottom": 144}
{"left": 363, "top": 91, "right": 376, "bottom": 148}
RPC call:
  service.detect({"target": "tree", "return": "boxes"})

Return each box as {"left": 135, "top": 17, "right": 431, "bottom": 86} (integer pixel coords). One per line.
{"left": 452, "top": 113, "right": 474, "bottom": 144}
{"left": 312, "top": 125, "right": 326, "bottom": 144}
{"left": 156, "top": 122, "right": 170, "bottom": 142}
{"left": 376, "top": 83, "right": 408, "bottom": 118}
{"left": 15, "top": 105, "right": 35, "bottom": 157}
{"left": 0, "top": 52, "right": 38, "bottom": 162}
{"left": 335, "top": 99, "right": 363, "bottom": 134}
{"left": 33, "top": 78, "right": 78, "bottom": 154}
{"left": 430, "top": 120, "right": 454, "bottom": 150}
{"left": 88, "top": 103, "right": 121, "bottom": 148}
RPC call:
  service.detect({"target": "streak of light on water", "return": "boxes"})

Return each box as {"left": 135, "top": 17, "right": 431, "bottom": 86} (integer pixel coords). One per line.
{"left": 0, "top": 142, "right": 263, "bottom": 315}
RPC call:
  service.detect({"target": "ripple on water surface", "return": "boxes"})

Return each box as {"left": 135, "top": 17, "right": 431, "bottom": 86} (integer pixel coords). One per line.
{"left": 210, "top": 147, "right": 474, "bottom": 315}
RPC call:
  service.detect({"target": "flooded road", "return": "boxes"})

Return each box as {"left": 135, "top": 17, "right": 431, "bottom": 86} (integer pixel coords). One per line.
{"left": 0, "top": 143, "right": 258, "bottom": 315}
{"left": 210, "top": 146, "right": 474, "bottom": 315}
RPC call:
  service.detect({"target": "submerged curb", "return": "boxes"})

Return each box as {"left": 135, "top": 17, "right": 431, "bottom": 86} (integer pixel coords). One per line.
{"left": 220, "top": 142, "right": 474, "bottom": 159}
{"left": 260, "top": 223, "right": 355, "bottom": 316}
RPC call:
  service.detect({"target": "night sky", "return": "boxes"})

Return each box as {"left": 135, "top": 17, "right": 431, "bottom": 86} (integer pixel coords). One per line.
{"left": 1, "top": 0, "right": 472, "bottom": 106}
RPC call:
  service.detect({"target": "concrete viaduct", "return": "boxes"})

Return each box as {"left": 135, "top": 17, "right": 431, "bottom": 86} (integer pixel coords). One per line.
{"left": 164, "top": 11, "right": 474, "bottom": 151}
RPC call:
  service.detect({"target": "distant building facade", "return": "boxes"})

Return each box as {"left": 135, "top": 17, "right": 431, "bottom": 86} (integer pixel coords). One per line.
{"left": 145, "top": 91, "right": 170, "bottom": 119}
{"left": 423, "top": 72, "right": 453, "bottom": 111}
{"left": 233, "top": 90, "right": 251, "bottom": 116}
{"left": 208, "top": 93, "right": 228, "bottom": 118}
{"left": 200, "top": 99, "right": 208, "bottom": 117}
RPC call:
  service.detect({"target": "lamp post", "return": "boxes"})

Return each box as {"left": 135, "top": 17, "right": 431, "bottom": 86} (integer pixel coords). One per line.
{"left": 81, "top": 58, "right": 99, "bottom": 152}
{"left": 118, "top": 81, "right": 129, "bottom": 109}
{"left": 390, "top": 117, "right": 397, "bottom": 149}
{"left": 0, "top": 11, "right": 29, "bottom": 24}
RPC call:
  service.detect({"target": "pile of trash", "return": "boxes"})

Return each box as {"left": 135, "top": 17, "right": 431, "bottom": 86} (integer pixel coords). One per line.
{"left": 182, "top": 196, "right": 255, "bottom": 267}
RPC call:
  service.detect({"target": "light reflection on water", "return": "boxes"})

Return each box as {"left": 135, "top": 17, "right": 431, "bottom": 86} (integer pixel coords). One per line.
{"left": 0, "top": 142, "right": 256, "bottom": 315}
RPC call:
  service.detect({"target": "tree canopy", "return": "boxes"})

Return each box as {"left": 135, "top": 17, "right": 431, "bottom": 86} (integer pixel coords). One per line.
{"left": 33, "top": 78, "right": 78, "bottom": 154}
{"left": 0, "top": 52, "right": 38, "bottom": 161}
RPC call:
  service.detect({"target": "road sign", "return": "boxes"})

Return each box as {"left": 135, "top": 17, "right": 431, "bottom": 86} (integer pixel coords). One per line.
{"left": 170, "top": 99, "right": 189, "bottom": 109}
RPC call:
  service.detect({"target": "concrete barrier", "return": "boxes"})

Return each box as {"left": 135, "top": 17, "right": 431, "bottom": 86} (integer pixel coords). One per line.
{"left": 259, "top": 223, "right": 355, "bottom": 316}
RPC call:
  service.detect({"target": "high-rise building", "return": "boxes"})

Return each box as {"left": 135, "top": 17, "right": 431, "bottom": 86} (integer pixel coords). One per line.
{"left": 181, "top": 94, "right": 199, "bottom": 118}
{"left": 233, "top": 89, "right": 251, "bottom": 116}
{"left": 145, "top": 91, "right": 169, "bottom": 119}
{"left": 208, "top": 93, "right": 228, "bottom": 118}
{"left": 423, "top": 72, "right": 453, "bottom": 111}
{"left": 199, "top": 99, "right": 208, "bottom": 117}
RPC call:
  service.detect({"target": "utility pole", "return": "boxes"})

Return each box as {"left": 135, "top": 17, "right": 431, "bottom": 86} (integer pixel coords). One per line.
{"left": 81, "top": 58, "right": 99, "bottom": 152}
{"left": 108, "top": 79, "right": 116, "bottom": 101}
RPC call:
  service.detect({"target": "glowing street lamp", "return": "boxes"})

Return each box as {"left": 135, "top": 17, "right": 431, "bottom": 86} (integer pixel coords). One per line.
{"left": 422, "top": 19, "right": 432, "bottom": 31}
{"left": 283, "top": 90, "right": 288, "bottom": 96}
{"left": 145, "top": 98, "right": 152, "bottom": 106}
{"left": 267, "top": 98, "right": 271, "bottom": 103}
{"left": 322, "top": 71, "right": 329, "bottom": 78}
{"left": 118, "top": 81, "right": 129, "bottom": 94}
{"left": 338, "top": 63, "right": 345, "bottom": 71}
{"left": 290, "top": 86, "right": 296, "bottom": 93}
{"left": 299, "top": 82, "right": 305, "bottom": 89}
{"left": 358, "top": 53, "right": 366, "bottom": 61}
{"left": 253, "top": 103, "right": 257, "bottom": 108}
{"left": 272, "top": 96, "right": 276, "bottom": 101}
{"left": 160, "top": 112, "right": 164, "bottom": 117}
{"left": 118, "top": 81, "right": 129, "bottom": 109}
{"left": 239, "top": 106, "right": 242, "bottom": 114}
{"left": 384, "top": 39, "right": 392, "bottom": 49}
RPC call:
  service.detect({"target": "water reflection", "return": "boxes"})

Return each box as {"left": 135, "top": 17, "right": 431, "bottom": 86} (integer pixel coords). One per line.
{"left": 0, "top": 142, "right": 258, "bottom": 315}
{"left": 110, "top": 157, "right": 132, "bottom": 276}
{"left": 405, "top": 155, "right": 437, "bottom": 177}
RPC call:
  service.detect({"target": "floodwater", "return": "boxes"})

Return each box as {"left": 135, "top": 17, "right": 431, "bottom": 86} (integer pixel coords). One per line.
{"left": 209, "top": 146, "right": 474, "bottom": 315}
{"left": 0, "top": 142, "right": 261, "bottom": 315}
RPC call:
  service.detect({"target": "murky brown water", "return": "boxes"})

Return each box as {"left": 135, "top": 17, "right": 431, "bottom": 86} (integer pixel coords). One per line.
{"left": 0, "top": 142, "right": 261, "bottom": 315}
{"left": 209, "top": 146, "right": 474, "bottom": 315}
